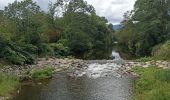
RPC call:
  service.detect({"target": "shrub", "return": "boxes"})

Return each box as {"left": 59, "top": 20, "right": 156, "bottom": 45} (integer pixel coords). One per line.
{"left": 50, "top": 43, "right": 70, "bottom": 57}
{"left": 1, "top": 43, "right": 26, "bottom": 65}
{"left": 152, "top": 40, "right": 170, "bottom": 60}
{"left": 0, "top": 34, "right": 38, "bottom": 64}
{"left": 1, "top": 42, "right": 38, "bottom": 65}
{"left": 37, "top": 43, "right": 53, "bottom": 57}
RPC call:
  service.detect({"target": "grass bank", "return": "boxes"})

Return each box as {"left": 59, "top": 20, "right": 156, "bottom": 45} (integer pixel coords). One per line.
{"left": 133, "top": 67, "right": 170, "bottom": 100}
{"left": 0, "top": 73, "right": 19, "bottom": 96}
{"left": 0, "top": 66, "right": 55, "bottom": 97}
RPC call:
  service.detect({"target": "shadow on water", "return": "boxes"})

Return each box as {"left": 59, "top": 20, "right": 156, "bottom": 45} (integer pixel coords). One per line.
{"left": 13, "top": 73, "right": 134, "bottom": 100}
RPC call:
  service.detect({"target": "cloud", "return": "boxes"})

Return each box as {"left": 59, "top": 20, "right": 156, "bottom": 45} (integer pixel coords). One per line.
{"left": 0, "top": 0, "right": 136, "bottom": 24}
{"left": 85, "top": 0, "right": 135, "bottom": 24}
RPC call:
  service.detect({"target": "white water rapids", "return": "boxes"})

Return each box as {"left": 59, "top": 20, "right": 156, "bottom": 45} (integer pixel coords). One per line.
{"left": 69, "top": 51, "right": 125, "bottom": 79}
{"left": 86, "top": 63, "right": 122, "bottom": 78}
{"left": 13, "top": 51, "right": 134, "bottom": 100}
{"left": 71, "top": 62, "right": 123, "bottom": 79}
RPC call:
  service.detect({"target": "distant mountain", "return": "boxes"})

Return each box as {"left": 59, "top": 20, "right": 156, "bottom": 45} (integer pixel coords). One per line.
{"left": 112, "top": 24, "right": 123, "bottom": 31}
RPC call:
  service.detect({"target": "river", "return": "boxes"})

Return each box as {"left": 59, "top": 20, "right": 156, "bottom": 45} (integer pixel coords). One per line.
{"left": 12, "top": 51, "right": 134, "bottom": 100}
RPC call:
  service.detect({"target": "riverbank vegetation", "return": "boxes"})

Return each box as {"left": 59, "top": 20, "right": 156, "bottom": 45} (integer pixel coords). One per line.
{"left": 29, "top": 67, "right": 55, "bottom": 80}
{"left": 133, "top": 67, "right": 170, "bottom": 100}
{"left": 0, "top": 74, "right": 19, "bottom": 96}
{"left": 115, "top": 0, "right": 170, "bottom": 60}
{"left": 117, "top": 1, "right": 170, "bottom": 98}
{"left": 0, "top": 67, "right": 55, "bottom": 96}
{"left": 0, "top": 0, "right": 114, "bottom": 65}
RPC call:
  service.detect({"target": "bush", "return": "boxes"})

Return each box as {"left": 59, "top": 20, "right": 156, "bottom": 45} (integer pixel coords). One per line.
{"left": 37, "top": 43, "right": 53, "bottom": 57}
{"left": 50, "top": 43, "right": 70, "bottom": 57}
{"left": 0, "top": 73, "right": 19, "bottom": 96}
{"left": 1, "top": 42, "right": 38, "bottom": 65}
{"left": 152, "top": 40, "right": 170, "bottom": 60}
{"left": 3, "top": 47, "right": 26, "bottom": 65}
{"left": 0, "top": 33, "right": 38, "bottom": 64}
{"left": 30, "top": 67, "right": 55, "bottom": 80}
{"left": 19, "top": 44, "right": 38, "bottom": 64}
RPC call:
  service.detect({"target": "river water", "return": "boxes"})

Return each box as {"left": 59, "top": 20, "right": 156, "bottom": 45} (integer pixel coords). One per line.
{"left": 12, "top": 51, "right": 134, "bottom": 100}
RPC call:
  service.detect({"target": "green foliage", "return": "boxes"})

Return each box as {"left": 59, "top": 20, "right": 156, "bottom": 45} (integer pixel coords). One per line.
{"left": 51, "top": 0, "right": 113, "bottom": 59}
{"left": 133, "top": 67, "right": 170, "bottom": 100}
{"left": 0, "top": 0, "right": 114, "bottom": 64}
{"left": 116, "top": 0, "right": 170, "bottom": 58}
{"left": 50, "top": 43, "right": 70, "bottom": 57}
{"left": 61, "top": 27, "right": 93, "bottom": 58}
{"left": 152, "top": 40, "right": 170, "bottom": 60}
{"left": 30, "top": 67, "right": 55, "bottom": 80}
{"left": 60, "top": 10, "right": 113, "bottom": 59}
{"left": 37, "top": 43, "right": 52, "bottom": 57}
{"left": 0, "top": 73, "right": 19, "bottom": 96}
{"left": 136, "top": 57, "right": 155, "bottom": 62}
{"left": 0, "top": 34, "right": 33, "bottom": 64}
{"left": 0, "top": 0, "right": 49, "bottom": 64}
{"left": 0, "top": 36, "right": 37, "bottom": 64}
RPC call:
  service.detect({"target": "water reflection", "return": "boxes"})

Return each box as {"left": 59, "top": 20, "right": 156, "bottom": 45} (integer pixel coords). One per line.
{"left": 13, "top": 73, "right": 134, "bottom": 100}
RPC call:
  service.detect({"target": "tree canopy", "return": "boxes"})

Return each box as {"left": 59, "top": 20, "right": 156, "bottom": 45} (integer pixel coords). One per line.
{"left": 0, "top": 0, "right": 114, "bottom": 64}
{"left": 116, "top": 0, "right": 170, "bottom": 57}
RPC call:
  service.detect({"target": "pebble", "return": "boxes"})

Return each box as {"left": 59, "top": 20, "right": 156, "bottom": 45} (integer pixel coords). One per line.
{"left": 0, "top": 58, "right": 169, "bottom": 79}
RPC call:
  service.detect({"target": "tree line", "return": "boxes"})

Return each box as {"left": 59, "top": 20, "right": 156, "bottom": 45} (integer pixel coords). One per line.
{"left": 116, "top": 0, "right": 170, "bottom": 59}
{"left": 0, "top": 0, "right": 114, "bottom": 64}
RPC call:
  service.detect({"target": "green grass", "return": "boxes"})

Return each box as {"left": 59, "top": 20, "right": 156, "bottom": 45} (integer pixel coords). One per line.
{"left": 30, "top": 67, "right": 55, "bottom": 80}
{"left": 136, "top": 57, "right": 158, "bottom": 62}
{"left": 0, "top": 73, "right": 19, "bottom": 96}
{"left": 133, "top": 67, "right": 170, "bottom": 100}
{"left": 136, "top": 57, "right": 170, "bottom": 62}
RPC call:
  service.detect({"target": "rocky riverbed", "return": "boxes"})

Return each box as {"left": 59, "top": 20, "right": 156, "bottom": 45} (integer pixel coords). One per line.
{"left": 10, "top": 58, "right": 135, "bottom": 100}
{"left": 120, "top": 60, "right": 170, "bottom": 75}
{"left": 0, "top": 58, "right": 170, "bottom": 100}
{"left": 1, "top": 58, "right": 170, "bottom": 78}
{"left": 1, "top": 58, "right": 86, "bottom": 76}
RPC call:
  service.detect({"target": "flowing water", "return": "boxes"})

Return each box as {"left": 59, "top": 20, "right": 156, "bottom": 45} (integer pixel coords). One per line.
{"left": 12, "top": 51, "right": 134, "bottom": 100}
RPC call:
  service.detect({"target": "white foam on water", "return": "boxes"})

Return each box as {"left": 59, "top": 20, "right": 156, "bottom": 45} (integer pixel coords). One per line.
{"left": 86, "top": 63, "right": 121, "bottom": 79}
{"left": 112, "top": 51, "right": 121, "bottom": 60}
{"left": 72, "top": 63, "right": 122, "bottom": 79}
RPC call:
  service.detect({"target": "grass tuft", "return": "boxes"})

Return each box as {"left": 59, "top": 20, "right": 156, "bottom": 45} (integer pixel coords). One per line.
{"left": 30, "top": 67, "right": 55, "bottom": 80}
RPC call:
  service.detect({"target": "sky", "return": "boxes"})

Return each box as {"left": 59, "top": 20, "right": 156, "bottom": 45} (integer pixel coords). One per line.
{"left": 0, "top": 0, "right": 136, "bottom": 25}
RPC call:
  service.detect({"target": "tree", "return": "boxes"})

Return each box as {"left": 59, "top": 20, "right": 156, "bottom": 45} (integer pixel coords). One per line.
{"left": 117, "top": 0, "right": 170, "bottom": 57}
{"left": 4, "top": 0, "right": 47, "bottom": 44}
{"left": 0, "top": 0, "right": 51, "bottom": 64}
{"left": 51, "top": 0, "right": 113, "bottom": 59}
{"left": 0, "top": 0, "right": 114, "bottom": 64}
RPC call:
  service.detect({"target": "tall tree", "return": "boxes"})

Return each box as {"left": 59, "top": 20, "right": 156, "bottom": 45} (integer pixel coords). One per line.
{"left": 51, "top": 0, "right": 113, "bottom": 59}
{"left": 117, "top": 0, "right": 170, "bottom": 56}
{"left": 4, "top": 0, "right": 48, "bottom": 44}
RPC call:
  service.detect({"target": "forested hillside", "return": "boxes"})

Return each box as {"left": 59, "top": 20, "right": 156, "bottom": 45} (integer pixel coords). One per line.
{"left": 0, "top": 0, "right": 114, "bottom": 65}
{"left": 116, "top": 0, "right": 170, "bottom": 59}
